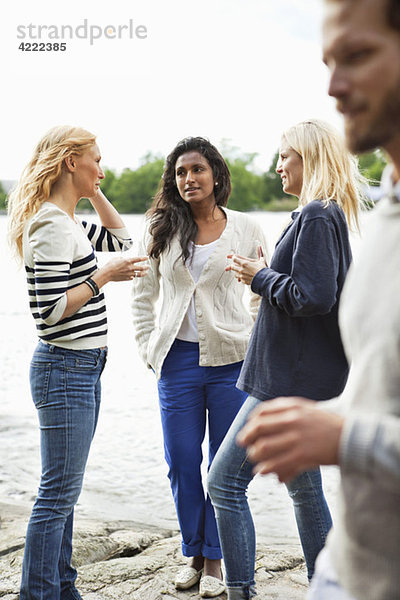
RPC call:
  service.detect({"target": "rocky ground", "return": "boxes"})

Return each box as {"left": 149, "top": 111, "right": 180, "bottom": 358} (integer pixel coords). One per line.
{"left": 0, "top": 502, "right": 308, "bottom": 599}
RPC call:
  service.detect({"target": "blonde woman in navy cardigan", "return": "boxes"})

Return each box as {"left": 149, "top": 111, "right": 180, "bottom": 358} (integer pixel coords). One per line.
{"left": 8, "top": 126, "right": 148, "bottom": 600}
{"left": 208, "top": 120, "right": 367, "bottom": 600}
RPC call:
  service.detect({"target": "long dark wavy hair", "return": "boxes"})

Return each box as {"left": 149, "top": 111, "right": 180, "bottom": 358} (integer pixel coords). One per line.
{"left": 147, "top": 137, "right": 231, "bottom": 263}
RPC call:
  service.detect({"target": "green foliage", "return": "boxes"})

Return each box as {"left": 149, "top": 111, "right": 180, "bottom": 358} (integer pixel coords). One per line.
{"left": 101, "top": 157, "right": 164, "bottom": 213}
{"left": 99, "top": 168, "right": 117, "bottom": 199}
{"left": 265, "top": 197, "right": 299, "bottom": 212}
{"left": 0, "top": 181, "right": 7, "bottom": 211}
{"left": 262, "top": 150, "right": 298, "bottom": 209}
{"left": 357, "top": 149, "right": 387, "bottom": 185}
{"left": 227, "top": 158, "right": 266, "bottom": 211}
{"left": 76, "top": 198, "right": 93, "bottom": 212}
{"left": 227, "top": 148, "right": 297, "bottom": 212}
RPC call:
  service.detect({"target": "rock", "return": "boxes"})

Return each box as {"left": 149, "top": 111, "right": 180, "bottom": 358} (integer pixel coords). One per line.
{"left": 0, "top": 503, "right": 28, "bottom": 557}
{"left": 255, "top": 547, "right": 304, "bottom": 572}
{"left": 0, "top": 502, "right": 307, "bottom": 599}
{"left": 72, "top": 520, "right": 173, "bottom": 566}
{"left": 289, "top": 572, "right": 309, "bottom": 586}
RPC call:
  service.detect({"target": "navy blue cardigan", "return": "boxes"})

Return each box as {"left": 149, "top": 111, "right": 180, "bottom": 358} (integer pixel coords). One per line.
{"left": 237, "top": 200, "right": 352, "bottom": 402}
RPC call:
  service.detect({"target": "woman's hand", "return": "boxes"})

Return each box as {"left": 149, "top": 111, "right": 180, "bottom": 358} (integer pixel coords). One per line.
{"left": 226, "top": 247, "right": 268, "bottom": 285}
{"left": 94, "top": 256, "right": 149, "bottom": 286}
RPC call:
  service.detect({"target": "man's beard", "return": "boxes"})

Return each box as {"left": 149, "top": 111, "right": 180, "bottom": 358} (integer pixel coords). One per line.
{"left": 345, "top": 81, "right": 400, "bottom": 154}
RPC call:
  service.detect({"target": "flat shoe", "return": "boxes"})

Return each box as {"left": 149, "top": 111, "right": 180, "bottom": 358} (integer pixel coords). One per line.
{"left": 199, "top": 574, "right": 226, "bottom": 597}
{"left": 175, "top": 566, "right": 203, "bottom": 590}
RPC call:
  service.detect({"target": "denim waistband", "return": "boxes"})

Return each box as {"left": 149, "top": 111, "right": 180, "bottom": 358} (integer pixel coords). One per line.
{"left": 37, "top": 340, "right": 107, "bottom": 358}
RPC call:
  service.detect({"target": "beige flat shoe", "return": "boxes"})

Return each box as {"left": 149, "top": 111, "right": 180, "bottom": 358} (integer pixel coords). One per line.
{"left": 175, "top": 566, "right": 203, "bottom": 590}
{"left": 199, "top": 574, "right": 226, "bottom": 597}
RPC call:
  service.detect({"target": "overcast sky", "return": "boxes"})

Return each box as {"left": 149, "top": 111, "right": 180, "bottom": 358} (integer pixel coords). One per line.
{"left": 1, "top": 0, "right": 341, "bottom": 180}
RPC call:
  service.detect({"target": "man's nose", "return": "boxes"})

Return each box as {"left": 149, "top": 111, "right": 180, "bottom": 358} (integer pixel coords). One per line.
{"left": 328, "top": 65, "right": 349, "bottom": 99}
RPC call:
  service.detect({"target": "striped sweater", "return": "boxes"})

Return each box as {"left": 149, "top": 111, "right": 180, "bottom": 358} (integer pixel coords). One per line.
{"left": 23, "top": 202, "right": 131, "bottom": 349}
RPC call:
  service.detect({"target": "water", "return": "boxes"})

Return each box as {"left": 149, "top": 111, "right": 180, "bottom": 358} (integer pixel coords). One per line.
{"left": 0, "top": 210, "right": 362, "bottom": 545}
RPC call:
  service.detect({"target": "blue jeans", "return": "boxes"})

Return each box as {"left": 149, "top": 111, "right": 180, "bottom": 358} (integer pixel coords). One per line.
{"left": 208, "top": 396, "right": 332, "bottom": 598}
{"left": 157, "top": 339, "right": 248, "bottom": 560}
{"left": 20, "top": 341, "right": 107, "bottom": 600}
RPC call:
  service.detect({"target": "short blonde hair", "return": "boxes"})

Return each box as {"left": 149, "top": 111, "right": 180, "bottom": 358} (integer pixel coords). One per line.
{"left": 282, "top": 119, "right": 367, "bottom": 230}
{"left": 7, "top": 125, "right": 96, "bottom": 259}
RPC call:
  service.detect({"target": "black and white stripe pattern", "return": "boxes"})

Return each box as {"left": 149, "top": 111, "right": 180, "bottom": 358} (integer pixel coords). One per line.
{"left": 81, "top": 220, "right": 131, "bottom": 252}
{"left": 25, "top": 215, "right": 131, "bottom": 348}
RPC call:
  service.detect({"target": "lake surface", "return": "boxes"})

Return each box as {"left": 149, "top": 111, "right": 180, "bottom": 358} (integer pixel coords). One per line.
{"left": 1, "top": 209, "right": 369, "bottom": 545}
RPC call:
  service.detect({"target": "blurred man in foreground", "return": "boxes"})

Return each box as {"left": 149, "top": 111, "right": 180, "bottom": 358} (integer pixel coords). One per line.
{"left": 237, "top": 1, "right": 400, "bottom": 598}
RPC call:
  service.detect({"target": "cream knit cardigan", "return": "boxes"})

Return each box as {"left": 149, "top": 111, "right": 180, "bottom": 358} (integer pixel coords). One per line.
{"left": 131, "top": 207, "right": 269, "bottom": 379}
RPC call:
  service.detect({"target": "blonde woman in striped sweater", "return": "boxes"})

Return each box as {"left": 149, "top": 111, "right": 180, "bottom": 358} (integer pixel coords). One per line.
{"left": 8, "top": 125, "right": 148, "bottom": 600}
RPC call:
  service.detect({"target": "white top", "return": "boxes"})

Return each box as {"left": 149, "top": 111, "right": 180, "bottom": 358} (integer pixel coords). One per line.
{"left": 131, "top": 207, "right": 270, "bottom": 379}
{"left": 177, "top": 239, "right": 220, "bottom": 342}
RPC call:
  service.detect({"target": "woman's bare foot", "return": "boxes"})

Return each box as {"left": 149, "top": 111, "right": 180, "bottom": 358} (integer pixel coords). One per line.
{"left": 203, "top": 557, "right": 222, "bottom": 579}
{"left": 189, "top": 555, "right": 204, "bottom": 572}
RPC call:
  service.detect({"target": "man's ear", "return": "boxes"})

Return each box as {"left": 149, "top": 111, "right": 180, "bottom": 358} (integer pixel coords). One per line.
{"left": 64, "top": 155, "right": 76, "bottom": 173}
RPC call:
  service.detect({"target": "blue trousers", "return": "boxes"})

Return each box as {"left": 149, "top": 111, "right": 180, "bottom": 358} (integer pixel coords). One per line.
{"left": 20, "top": 341, "right": 107, "bottom": 600}
{"left": 157, "top": 339, "right": 247, "bottom": 560}
{"left": 208, "top": 396, "right": 332, "bottom": 598}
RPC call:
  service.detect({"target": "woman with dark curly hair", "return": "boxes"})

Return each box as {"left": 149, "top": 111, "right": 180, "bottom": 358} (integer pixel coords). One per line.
{"left": 132, "top": 137, "right": 268, "bottom": 598}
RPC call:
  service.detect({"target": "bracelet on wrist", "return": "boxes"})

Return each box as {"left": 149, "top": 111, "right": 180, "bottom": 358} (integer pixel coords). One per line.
{"left": 84, "top": 277, "right": 100, "bottom": 297}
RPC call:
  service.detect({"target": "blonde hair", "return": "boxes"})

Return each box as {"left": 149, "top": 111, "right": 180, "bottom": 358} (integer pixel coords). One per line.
{"left": 7, "top": 125, "right": 96, "bottom": 260}
{"left": 282, "top": 119, "right": 367, "bottom": 230}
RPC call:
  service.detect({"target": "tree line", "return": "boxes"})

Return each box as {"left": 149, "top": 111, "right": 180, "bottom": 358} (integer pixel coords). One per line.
{"left": 0, "top": 147, "right": 387, "bottom": 213}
